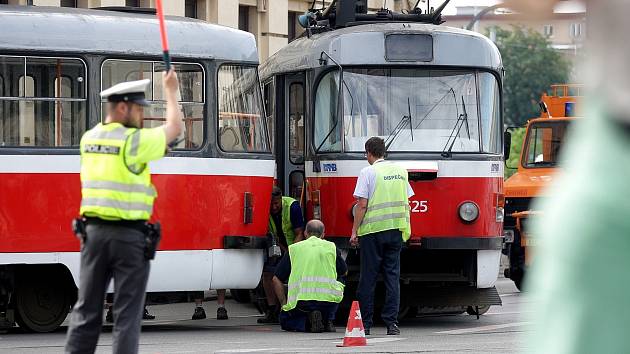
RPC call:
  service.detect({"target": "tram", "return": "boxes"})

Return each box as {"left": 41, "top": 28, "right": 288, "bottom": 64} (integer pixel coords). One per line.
{"left": 260, "top": 0, "right": 506, "bottom": 315}
{"left": 0, "top": 6, "right": 273, "bottom": 332}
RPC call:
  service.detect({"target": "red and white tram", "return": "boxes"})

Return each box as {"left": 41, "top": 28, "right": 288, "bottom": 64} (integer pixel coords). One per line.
{"left": 0, "top": 6, "right": 273, "bottom": 332}
{"left": 260, "top": 0, "right": 506, "bottom": 315}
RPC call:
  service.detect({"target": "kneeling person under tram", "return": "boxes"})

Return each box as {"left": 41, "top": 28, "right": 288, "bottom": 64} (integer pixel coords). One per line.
{"left": 258, "top": 186, "right": 305, "bottom": 324}
{"left": 272, "top": 219, "right": 347, "bottom": 333}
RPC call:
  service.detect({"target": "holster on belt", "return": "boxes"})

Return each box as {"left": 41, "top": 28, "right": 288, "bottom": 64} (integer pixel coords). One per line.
{"left": 72, "top": 217, "right": 87, "bottom": 243}
{"left": 144, "top": 222, "right": 162, "bottom": 260}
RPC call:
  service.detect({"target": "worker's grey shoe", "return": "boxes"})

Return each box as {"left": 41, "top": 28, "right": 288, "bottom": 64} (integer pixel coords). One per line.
{"left": 257, "top": 308, "right": 279, "bottom": 324}
{"left": 143, "top": 307, "right": 155, "bottom": 320}
{"left": 105, "top": 308, "right": 113, "bottom": 323}
{"left": 192, "top": 306, "right": 206, "bottom": 320}
{"left": 217, "top": 307, "right": 228, "bottom": 320}
{"left": 387, "top": 323, "right": 400, "bottom": 335}
{"left": 324, "top": 320, "right": 336, "bottom": 333}
{"left": 308, "top": 310, "right": 324, "bottom": 333}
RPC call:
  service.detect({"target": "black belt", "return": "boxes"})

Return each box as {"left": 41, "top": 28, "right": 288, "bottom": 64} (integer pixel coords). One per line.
{"left": 84, "top": 217, "right": 147, "bottom": 233}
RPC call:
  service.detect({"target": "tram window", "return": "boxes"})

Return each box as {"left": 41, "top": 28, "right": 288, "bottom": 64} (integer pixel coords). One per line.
{"left": 102, "top": 60, "right": 152, "bottom": 99}
{"left": 217, "top": 65, "right": 270, "bottom": 153}
{"left": 479, "top": 72, "right": 501, "bottom": 154}
{"left": 263, "top": 80, "right": 275, "bottom": 152}
{"left": 0, "top": 56, "right": 87, "bottom": 147}
{"left": 314, "top": 71, "right": 341, "bottom": 152}
{"left": 101, "top": 60, "right": 205, "bottom": 150}
{"left": 289, "top": 83, "right": 304, "bottom": 164}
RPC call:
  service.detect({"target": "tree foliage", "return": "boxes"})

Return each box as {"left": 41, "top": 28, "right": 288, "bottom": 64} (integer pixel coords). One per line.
{"left": 492, "top": 26, "right": 571, "bottom": 126}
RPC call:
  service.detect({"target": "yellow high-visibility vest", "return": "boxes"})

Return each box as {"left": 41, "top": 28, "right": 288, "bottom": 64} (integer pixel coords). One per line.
{"left": 283, "top": 236, "right": 344, "bottom": 312}
{"left": 357, "top": 161, "right": 411, "bottom": 241}
{"left": 269, "top": 197, "right": 299, "bottom": 245}
{"left": 79, "top": 122, "right": 165, "bottom": 221}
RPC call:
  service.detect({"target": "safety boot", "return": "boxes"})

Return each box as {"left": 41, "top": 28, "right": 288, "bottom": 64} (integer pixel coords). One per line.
{"left": 192, "top": 306, "right": 206, "bottom": 320}
{"left": 217, "top": 307, "right": 228, "bottom": 320}
{"left": 308, "top": 310, "right": 324, "bottom": 333}
{"left": 257, "top": 306, "right": 279, "bottom": 324}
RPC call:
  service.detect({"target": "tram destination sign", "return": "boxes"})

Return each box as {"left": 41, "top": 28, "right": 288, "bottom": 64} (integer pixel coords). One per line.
{"left": 385, "top": 33, "right": 433, "bottom": 62}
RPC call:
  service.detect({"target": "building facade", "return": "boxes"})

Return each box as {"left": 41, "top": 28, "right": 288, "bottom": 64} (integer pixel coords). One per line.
{"left": 443, "top": 5, "right": 586, "bottom": 61}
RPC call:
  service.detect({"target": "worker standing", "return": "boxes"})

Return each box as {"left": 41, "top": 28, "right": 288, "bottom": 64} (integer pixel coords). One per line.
{"left": 65, "top": 69, "right": 182, "bottom": 354}
{"left": 350, "top": 137, "right": 413, "bottom": 336}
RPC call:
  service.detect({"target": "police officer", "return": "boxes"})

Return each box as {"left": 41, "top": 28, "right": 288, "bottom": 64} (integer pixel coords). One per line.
{"left": 258, "top": 186, "right": 305, "bottom": 324}
{"left": 65, "top": 69, "right": 182, "bottom": 354}
{"left": 273, "top": 219, "right": 346, "bottom": 332}
{"left": 350, "top": 137, "right": 413, "bottom": 336}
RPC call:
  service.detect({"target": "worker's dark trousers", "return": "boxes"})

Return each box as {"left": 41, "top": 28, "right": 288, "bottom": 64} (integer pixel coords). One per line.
{"left": 65, "top": 223, "right": 150, "bottom": 354}
{"left": 356, "top": 229, "right": 402, "bottom": 330}
{"left": 279, "top": 300, "right": 339, "bottom": 332}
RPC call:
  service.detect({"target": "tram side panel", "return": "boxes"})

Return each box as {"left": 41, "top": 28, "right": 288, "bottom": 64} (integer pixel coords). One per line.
{"left": 0, "top": 155, "right": 274, "bottom": 330}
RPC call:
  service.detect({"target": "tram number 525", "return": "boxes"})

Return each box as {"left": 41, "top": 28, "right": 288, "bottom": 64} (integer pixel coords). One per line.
{"left": 410, "top": 201, "right": 428, "bottom": 213}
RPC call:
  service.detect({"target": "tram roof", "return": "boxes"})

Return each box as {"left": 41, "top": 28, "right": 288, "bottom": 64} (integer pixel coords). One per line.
{"left": 0, "top": 5, "right": 258, "bottom": 63}
{"left": 260, "top": 22, "right": 502, "bottom": 79}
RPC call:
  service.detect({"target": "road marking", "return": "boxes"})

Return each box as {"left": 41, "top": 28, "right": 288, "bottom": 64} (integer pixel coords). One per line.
{"left": 215, "top": 349, "right": 298, "bottom": 353}
{"left": 435, "top": 322, "right": 530, "bottom": 335}
{"left": 485, "top": 311, "right": 529, "bottom": 316}
{"left": 333, "top": 337, "right": 406, "bottom": 345}
{"left": 500, "top": 293, "right": 519, "bottom": 297}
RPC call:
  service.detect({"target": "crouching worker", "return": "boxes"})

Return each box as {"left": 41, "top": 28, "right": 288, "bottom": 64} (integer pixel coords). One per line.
{"left": 272, "top": 220, "right": 347, "bottom": 333}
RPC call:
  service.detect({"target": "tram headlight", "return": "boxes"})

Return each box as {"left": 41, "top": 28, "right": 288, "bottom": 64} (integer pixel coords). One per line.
{"left": 458, "top": 201, "right": 479, "bottom": 223}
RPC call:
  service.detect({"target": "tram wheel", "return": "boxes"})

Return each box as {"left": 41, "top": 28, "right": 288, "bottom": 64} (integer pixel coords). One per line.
{"left": 466, "top": 305, "right": 490, "bottom": 316}
{"left": 14, "top": 268, "right": 72, "bottom": 333}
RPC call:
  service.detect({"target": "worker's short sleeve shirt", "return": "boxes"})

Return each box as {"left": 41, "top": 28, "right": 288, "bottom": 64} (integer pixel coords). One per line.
{"left": 289, "top": 202, "right": 305, "bottom": 229}
{"left": 124, "top": 127, "right": 167, "bottom": 167}
{"left": 353, "top": 160, "right": 415, "bottom": 200}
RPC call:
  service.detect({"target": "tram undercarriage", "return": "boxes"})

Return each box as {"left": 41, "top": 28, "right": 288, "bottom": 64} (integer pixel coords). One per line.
{"left": 337, "top": 247, "right": 503, "bottom": 320}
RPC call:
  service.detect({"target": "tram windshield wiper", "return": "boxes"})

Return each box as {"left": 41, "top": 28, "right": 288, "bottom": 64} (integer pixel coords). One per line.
{"left": 441, "top": 96, "right": 470, "bottom": 157}
{"left": 385, "top": 97, "right": 413, "bottom": 151}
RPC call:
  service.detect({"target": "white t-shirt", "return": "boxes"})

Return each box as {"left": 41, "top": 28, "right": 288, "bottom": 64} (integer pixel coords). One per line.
{"left": 353, "top": 159, "right": 415, "bottom": 200}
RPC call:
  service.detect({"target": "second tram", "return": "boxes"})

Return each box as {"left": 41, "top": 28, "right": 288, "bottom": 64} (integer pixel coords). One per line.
{"left": 0, "top": 6, "right": 273, "bottom": 332}
{"left": 260, "top": 0, "right": 506, "bottom": 315}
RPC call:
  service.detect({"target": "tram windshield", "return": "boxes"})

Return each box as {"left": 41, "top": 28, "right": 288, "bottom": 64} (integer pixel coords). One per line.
{"left": 314, "top": 68, "right": 501, "bottom": 154}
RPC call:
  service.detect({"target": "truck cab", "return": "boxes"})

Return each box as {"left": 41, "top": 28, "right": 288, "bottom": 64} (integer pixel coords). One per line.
{"left": 503, "top": 84, "right": 582, "bottom": 290}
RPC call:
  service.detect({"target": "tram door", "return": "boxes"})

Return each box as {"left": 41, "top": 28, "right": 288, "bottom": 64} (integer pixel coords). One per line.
{"left": 278, "top": 73, "right": 306, "bottom": 204}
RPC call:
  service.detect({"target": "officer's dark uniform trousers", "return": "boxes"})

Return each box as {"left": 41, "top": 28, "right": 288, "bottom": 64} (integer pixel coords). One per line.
{"left": 357, "top": 229, "right": 403, "bottom": 329}
{"left": 65, "top": 222, "right": 150, "bottom": 354}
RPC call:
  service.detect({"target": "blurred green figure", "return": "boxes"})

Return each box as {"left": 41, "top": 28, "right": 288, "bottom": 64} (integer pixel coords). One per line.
{"left": 527, "top": 103, "right": 630, "bottom": 353}
{"left": 528, "top": 2, "right": 630, "bottom": 353}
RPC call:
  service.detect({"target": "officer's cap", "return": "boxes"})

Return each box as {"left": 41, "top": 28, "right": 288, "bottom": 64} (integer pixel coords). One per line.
{"left": 100, "top": 79, "right": 150, "bottom": 107}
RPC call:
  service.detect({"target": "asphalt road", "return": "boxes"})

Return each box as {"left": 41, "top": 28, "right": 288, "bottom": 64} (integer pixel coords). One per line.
{"left": 0, "top": 279, "right": 527, "bottom": 354}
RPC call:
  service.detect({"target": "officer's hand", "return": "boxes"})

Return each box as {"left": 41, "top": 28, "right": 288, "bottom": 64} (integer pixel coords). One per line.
{"left": 350, "top": 233, "right": 359, "bottom": 248}
{"left": 163, "top": 68, "right": 179, "bottom": 93}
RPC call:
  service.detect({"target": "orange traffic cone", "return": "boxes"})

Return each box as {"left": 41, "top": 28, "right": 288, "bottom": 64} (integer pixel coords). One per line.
{"left": 337, "top": 301, "right": 367, "bottom": 347}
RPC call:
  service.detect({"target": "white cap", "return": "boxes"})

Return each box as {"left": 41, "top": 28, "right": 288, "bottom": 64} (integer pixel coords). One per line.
{"left": 100, "top": 79, "right": 150, "bottom": 106}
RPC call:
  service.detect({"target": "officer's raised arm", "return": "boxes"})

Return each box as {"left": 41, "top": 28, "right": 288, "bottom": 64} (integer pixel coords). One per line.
{"left": 162, "top": 69, "right": 183, "bottom": 144}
